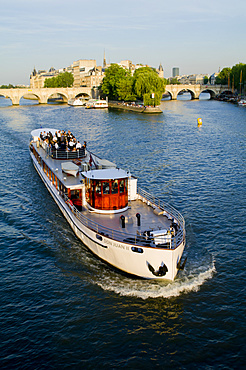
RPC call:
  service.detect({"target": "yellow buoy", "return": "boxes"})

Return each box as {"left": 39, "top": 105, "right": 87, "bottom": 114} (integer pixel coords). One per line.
{"left": 197, "top": 118, "right": 202, "bottom": 126}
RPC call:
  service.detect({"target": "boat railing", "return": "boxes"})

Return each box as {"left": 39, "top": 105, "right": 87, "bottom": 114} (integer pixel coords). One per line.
{"left": 138, "top": 187, "right": 185, "bottom": 227}
{"left": 61, "top": 192, "right": 185, "bottom": 249}
{"left": 138, "top": 187, "right": 185, "bottom": 248}
{"left": 47, "top": 147, "right": 85, "bottom": 159}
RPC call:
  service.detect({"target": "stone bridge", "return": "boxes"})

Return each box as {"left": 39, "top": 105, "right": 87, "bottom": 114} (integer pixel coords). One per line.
{"left": 0, "top": 87, "right": 99, "bottom": 105}
{"left": 0, "top": 84, "right": 231, "bottom": 105}
{"left": 164, "top": 84, "right": 230, "bottom": 100}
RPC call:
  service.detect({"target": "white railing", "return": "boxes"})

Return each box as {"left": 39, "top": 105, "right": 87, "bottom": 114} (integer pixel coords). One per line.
{"left": 61, "top": 190, "right": 185, "bottom": 250}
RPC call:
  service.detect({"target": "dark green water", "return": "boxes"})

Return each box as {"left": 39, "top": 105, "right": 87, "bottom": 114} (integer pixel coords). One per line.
{"left": 0, "top": 96, "right": 245, "bottom": 368}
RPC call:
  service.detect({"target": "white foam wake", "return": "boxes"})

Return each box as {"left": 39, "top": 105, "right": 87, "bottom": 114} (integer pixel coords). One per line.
{"left": 96, "top": 259, "right": 216, "bottom": 300}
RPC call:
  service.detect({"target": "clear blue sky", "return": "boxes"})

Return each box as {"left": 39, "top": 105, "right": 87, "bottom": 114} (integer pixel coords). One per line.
{"left": 1, "top": 0, "right": 245, "bottom": 85}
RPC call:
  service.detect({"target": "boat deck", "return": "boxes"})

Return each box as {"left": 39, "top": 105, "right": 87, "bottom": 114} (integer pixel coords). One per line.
{"left": 80, "top": 199, "right": 172, "bottom": 237}
{"left": 34, "top": 141, "right": 88, "bottom": 188}
{"left": 32, "top": 140, "right": 182, "bottom": 247}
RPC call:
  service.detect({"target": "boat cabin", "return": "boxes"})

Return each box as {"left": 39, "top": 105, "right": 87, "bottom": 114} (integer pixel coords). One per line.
{"left": 82, "top": 169, "right": 129, "bottom": 213}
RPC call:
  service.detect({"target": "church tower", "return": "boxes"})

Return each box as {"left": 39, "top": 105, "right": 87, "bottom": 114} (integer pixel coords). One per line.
{"left": 158, "top": 63, "right": 164, "bottom": 78}
{"left": 103, "top": 50, "right": 106, "bottom": 68}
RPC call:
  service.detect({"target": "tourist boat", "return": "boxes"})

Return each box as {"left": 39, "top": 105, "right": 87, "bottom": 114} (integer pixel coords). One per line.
{"left": 68, "top": 97, "right": 86, "bottom": 106}
{"left": 29, "top": 128, "right": 186, "bottom": 280}
{"left": 85, "top": 99, "right": 108, "bottom": 109}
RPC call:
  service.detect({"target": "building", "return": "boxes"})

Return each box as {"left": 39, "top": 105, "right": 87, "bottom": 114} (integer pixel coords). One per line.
{"left": 30, "top": 56, "right": 166, "bottom": 89}
{"left": 72, "top": 59, "right": 97, "bottom": 87}
{"left": 210, "top": 73, "right": 219, "bottom": 85}
{"left": 30, "top": 59, "right": 104, "bottom": 89}
{"left": 172, "top": 67, "right": 179, "bottom": 78}
{"left": 30, "top": 67, "right": 60, "bottom": 88}
{"left": 157, "top": 63, "right": 164, "bottom": 78}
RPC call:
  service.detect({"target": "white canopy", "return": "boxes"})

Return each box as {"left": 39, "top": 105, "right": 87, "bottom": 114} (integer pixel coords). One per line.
{"left": 82, "top": 168, "right": 129, "bottom": 180}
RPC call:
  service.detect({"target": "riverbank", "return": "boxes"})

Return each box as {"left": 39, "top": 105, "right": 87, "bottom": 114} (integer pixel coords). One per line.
{"left": 108, "top": 101, "right": 163, "bottom": 114}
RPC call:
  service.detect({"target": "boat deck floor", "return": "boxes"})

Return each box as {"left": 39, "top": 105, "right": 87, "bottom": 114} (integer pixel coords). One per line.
{"left": 80, "top": 199, "right": 172, "bottom": 237}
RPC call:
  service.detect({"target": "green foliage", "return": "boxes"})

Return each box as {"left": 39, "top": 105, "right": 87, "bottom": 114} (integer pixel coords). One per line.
{"left": 117, "top": 76, "right": 136, "bottom": 101}
{"left": 215, "top": 67, "right": 231, "bottom": 85}
{"left": 231, "top": 63, "right": 246, "bottom": 93}
{"left": 215, "top": 63, "right": 246, "bottom": 93}
{"left": 0, "top": 84, "right": 15, "bottom": 89}
{"left": 100, "top": 65, "right": 166, "bottom": 105}
{"left": 133, "top": 67, "right": 165, "bottom": 105}
{"left": 44, "top": 72, "right": 74, "bottom": 88}
{"left": 143, "top": 92, "right": 162, "bottom": 106}
{"left": 169, "top": 77, "right": 180, "bottom": 84}
{"left": 203, "top": 76, "right": 209, "bottom": 84}
{"left": 101, "top": 64, "right": 130, "bottom": 100}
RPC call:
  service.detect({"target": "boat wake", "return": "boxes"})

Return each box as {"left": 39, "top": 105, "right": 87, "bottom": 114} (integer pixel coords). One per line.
{"left": 95, "top": 254, "right": 216, "bottom": 299}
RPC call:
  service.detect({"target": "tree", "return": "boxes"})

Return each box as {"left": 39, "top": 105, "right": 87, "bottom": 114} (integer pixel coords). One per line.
{"left": 100, "top": 64, "right": 166, "bottom": 105}
{"left": 169, "top": 77, "right": 180, "bottom": 85}
{"left": 101, "top": 64, "right": 130, "bottom": 100}
{"left": 133, "top": 67, "right": 165, "bottom": 105}
{"left": 44, "top": 72, "right": 74, "bottom": 88}
{"left": 231, "top": 63, "right": 246, "bottom": 93}
{"left": 117, "top": 76, "right": 136, "bottom": 101}
{"left": 56, "top": 72, "right": 74, "bottom": 87}
{"left": 215, "top": 64, "right": 246, "bottom": 93}
{"left": 203, "top": 76, "right": 209, "bottom": 84}
{"left": 0, "top": 84, "right": 15, "bottom": 89}
{"left": 215, "top": 67, "right": 231, "bottom": 85}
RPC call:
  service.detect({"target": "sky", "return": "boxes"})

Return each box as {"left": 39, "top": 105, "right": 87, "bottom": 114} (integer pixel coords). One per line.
{"left": 0, "top": 0, "right": 245, "bottom": 85}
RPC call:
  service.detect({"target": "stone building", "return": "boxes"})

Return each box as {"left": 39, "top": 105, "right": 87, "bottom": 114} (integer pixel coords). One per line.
{"left": 30, "top": 67, "right": 60, "bottom": 88}
{"left": 30, "top": 57, "right": 166, "bottom": 88}
{"left": 157, "top": 63, "right": 164, "bottom": 78}
{"left": 30, "top": 59, "right": 104, "bottom": 89}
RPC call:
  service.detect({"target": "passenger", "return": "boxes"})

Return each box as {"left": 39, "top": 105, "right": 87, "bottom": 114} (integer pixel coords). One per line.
{"left": 48, "top": 131, "right": 53, "bottom": 144}
{"left": 60, "top": 141, "right": 66, "bottom": 150}
{"left": 76, "top": 141, "right": 82, "bottom": 149}
{"left": 57, "top": 130, "right": 61, "bottom": 144}
{"left": 68, "top": 139, "right": 75, "bottom": 150}
{"left": 83, "top": 141, "right": 87, "bottom": 149}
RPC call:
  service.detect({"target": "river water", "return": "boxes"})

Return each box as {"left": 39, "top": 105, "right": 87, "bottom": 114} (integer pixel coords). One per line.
{"left": 0, "top": 95, "right": 245, "bottom": 369}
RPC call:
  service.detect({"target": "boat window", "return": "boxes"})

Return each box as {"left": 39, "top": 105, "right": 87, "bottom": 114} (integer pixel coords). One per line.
{"left": 71, "top": 190, "right": 80, "bottom": 199}
{"left": 120, "top": 179, "right": 126, "bottom": 193}
{"left": 96, "top": 181, "right": 102, "bottom": 194}
{"left": 103, "top": 182, "right": 110, "bottom": 194}
{"left": 111, "top": 180, "right": 118, "bottom": 194}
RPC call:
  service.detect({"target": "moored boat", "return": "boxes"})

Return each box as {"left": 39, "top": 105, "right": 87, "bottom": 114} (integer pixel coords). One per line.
{"left": 238, "top": 99, "right": 246, "bottom": 106}
{"left": 85, "top": 99, "right": 108, "bottom": 109}
{"left": 29, "top": 128, "right": 186, "bottom": 280}
{"left": 68, "top": 97, "right": 86, "bottom": 106}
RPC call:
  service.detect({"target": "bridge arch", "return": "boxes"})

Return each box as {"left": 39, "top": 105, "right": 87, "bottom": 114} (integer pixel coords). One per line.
{"left": 199, "top": 88, "right": 217, "bottom": 99}
{"left": 177, "top": 88, "right": 196, "bottom": 100}
{"left": 74, "top": 92, "right": 91, "bottom": 100}
{"left": 46, "top": 92, "right": 68, "bottom": 103}
{"left": 162, "top": 91, "right": 172, "bottom": 100}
